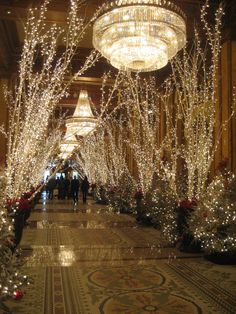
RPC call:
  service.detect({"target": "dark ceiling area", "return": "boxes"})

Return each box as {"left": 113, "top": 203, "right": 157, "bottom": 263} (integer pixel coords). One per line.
{"left": 0, "top": 0, "right": 235, "bottom": 107}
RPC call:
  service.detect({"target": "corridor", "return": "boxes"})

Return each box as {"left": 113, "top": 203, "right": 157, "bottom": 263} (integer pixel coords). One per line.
{"left": 4, "top": 196, "right": 236, "bottom": 314}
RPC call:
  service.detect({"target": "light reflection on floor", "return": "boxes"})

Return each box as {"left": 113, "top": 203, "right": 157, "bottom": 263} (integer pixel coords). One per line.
{"left": 23, "top": 245, "right": 180, "bottom": 267}
{"left": 13, "top": 196, "right": 236, "bottom": 314}
{"left": 21, "top": 196, "right": 180, "bottom": 266}
{"left": 31, "top": 220, "right": 137, "bottom": 229}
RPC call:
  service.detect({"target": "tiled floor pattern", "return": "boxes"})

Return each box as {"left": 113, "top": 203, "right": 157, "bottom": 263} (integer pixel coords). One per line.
{"left": 3, "top": 198, "right": 236, "bottom": 313}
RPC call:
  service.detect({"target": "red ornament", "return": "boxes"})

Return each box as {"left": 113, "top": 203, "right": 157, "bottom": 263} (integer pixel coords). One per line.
{"left": 12, "top": 289, "right": 24, "bottom": 300}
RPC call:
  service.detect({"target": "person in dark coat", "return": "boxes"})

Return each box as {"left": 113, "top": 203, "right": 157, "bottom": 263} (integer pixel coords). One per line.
{"left": 81, "top": 176, "right": 90, "bottom": 204}
{"left": 64, "top": 176, "right": 71, "bottom": 199}
{"left": 71, "top": 176, "right": 80, "bottom": 205}
{"left": 47, "top": 177, "right": 56, "bottom": 200}
{"left": 58, "top": 175, "right": 66, "bottom": 199}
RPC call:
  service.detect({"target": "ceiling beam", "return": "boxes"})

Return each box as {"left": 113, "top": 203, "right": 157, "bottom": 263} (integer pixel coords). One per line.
{"left": 0, "top": 3, "right": 97, "bottom": 24}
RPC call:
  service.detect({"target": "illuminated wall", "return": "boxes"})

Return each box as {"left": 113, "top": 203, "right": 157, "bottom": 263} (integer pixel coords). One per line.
{"left": 215, "top": 35, "right": 236, "bottom": 175}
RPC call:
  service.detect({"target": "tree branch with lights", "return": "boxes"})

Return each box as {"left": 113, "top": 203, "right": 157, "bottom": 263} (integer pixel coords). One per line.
{"left": 5, "top": 0, "right": 100, "bottom": 200}
{"left": 0, "top": 0, "right": 101, "bottom": 304}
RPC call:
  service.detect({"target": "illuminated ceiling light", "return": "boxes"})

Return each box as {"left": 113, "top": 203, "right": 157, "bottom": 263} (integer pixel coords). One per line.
{"left": 59, "top": 143, "right": 77, "bottom": 158}
{"left": 65, "top": 90, "right": 97, "bottom": 137}
{"left": 59, "top": 128, "right": 78, "bottom": 159}
{"left": 93, "top": 0, "right": 186, "bottom": 72}
{"left": 60, "top": 131, "right": 78, "bottom": 152}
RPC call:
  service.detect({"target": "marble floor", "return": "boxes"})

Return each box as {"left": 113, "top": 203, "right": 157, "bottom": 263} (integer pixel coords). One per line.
{"left": 3, "top": 196, "right": 236, "bottom": 314}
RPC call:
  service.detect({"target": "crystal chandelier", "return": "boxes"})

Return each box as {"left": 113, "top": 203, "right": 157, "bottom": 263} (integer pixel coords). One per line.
{"left": 59, "top": 130, "right": 78, "bottom": 159}
{"left": 65, "top": 90, "right": 97, "bottom": 137}
{"left": 93, "top": 0, "right": 186, "bottom": 72}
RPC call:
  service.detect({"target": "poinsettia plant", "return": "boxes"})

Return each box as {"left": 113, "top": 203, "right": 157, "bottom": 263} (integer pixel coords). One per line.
{"left": 179, "top": 199, "right": 197, "bottom": 210}
{"left": 134, "top": 189, "right": 144, "bottom": 199}
{"left": 5, "top": 192, "right": 31, "bottom": 214}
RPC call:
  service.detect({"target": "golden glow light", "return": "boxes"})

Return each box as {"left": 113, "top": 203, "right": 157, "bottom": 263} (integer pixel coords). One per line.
{"left": 60, "top": 129, "right": 78, "bottom": 159}
{"left": 65, "top": 90, "right": 97, "bottom": 137}
{"left": 93, "top": 0, "right": 186, "bottom": 72}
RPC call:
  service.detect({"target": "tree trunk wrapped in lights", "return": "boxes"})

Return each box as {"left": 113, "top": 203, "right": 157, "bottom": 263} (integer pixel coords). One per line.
{"left": 75, "top": 116, "right": 136, "bottom": 212}
{"left": 167, "top": 1, "right": 226, "bottom": 201}
{"left": 27, "top": 119, "right": 64, "bottom": 190}
{"left": 121, "top": 74, "right": 163, "bottom": 194}
{"left": 4, "top": 0, "right": 100, "bottom": 200}
{"left": 0, "top": 0, "right": 101, "bottom": 305}
{"left": 163, "top": 1, "right": 236, "bottom": 253}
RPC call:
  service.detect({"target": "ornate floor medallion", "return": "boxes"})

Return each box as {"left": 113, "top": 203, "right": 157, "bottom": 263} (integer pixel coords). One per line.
{"left": 88, "top": 267, "right": 165, "bottom": 290}
{"left": 100, "top": 291, "right": 202, "bottom": 314}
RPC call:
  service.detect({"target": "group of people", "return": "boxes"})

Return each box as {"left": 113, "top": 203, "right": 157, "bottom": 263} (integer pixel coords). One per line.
{"left": 46, "top": 175, "right": 90, "bottom": 204}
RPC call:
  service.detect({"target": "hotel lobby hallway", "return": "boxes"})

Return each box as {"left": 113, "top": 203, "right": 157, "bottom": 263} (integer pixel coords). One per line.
{"left": 4, "top": 196, "right": 236, "bottom": 314}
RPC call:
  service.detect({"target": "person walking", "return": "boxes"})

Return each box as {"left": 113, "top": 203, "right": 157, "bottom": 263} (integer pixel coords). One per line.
{"left": 81, "top": 176, "right": 90, "bottom": 204}
{"left": 47, "top": 177, "right": 56, "bottom": 200}
{"left": 58, "top": 175, "right": 65, "bottom": 199}
{"left": 64, "top": 175, "right": 71, "bottom": 200}
{"left": 71, "top": 176, "right": 80, "bottom": 205}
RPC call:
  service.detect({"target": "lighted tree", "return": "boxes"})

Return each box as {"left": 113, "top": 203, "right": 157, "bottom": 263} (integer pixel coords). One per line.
{"left": 74, "top": 72, "right": 134, "bottom": 186}
{"left": 165, "top": 1, "right": 227, "bottom": 201}
{"left": 0, "top": 174, "right": 30, "bottom": 309}
{"left": 119, "top": 74, "right": 163, "bottom": 194}
{"left": 161, "top": 1, "right": 236, "bottom": 253}
{"left": 28, "top": 124, "right": 63, "bottom": 189}
{"left": 75, "top": 130, "right": 109, "bottom": 184}
{"left": 190, "top": 170, "right": 236, "bottom": 254}
{"left": 4, "top": 0, "right": 100, "bottom": 200}
{"left": 0, "top": 0, "right": 100, "bottom": 305}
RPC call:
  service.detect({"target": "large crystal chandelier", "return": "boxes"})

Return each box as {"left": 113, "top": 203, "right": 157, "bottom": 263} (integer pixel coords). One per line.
{"left": 65, "top": 90, "right": 97, "bottom": 137}
{"left": 93, "top": 0, "right": 186, "bottom": 72}
{"left": 59, "top": 129, "right": 78, "bottom": 159}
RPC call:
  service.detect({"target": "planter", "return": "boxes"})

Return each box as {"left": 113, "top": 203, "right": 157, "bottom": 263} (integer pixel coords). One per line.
{"left": 177, "top": 232, "right": 202, "bottom": 253}
{"left": 136, "top": 198, "right": 144, "bottom": 222}
{"left": 136, "top": 199, "right": 152, "bottom": 226}
{"left": 13, "top": 211, "right": 25, "bottom": 249}
{"left": 205, "top": 250, "right": 236, "bottom": 265}
{"left": 24, "top": 207, "right": 32, "bottom": 224}
{"left": 176, "top": 205, "right": 201, "bottom": 253}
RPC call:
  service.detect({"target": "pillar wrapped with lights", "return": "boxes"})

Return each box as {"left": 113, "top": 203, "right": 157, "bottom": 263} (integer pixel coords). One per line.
{"left": 93, "top": 0, "right": 186, "bottom": 72}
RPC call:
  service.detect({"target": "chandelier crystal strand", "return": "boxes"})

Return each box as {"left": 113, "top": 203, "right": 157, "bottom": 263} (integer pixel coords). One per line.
{"left": 60, "top": 90, "right": 97, "bottom": 159}
{"left": 60, "top": 128, "right": 79, "bottom": 159}
{"left": 93, "top": 0, "right": 186, "bottom": 72}
{"left": 65, "top": 90, "right": 97, "bottom": 138}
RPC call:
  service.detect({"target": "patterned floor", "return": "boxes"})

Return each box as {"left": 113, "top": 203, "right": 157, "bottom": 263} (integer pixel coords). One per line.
{"left": 3, "top": 197, "right": 236, "bottom": 314}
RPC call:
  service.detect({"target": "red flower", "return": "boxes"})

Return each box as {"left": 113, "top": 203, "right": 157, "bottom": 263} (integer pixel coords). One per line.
{"left": 135, "top": 190, "right": 144, "bottom": 199}
{"left": 179, "top": 199, "right": 197, "bottom": 209}
{"left": 18, "top": 198, "right": 30, "bottom": 211}
{"left": 23, "top": 192, "right": 33, "bottom": 199}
